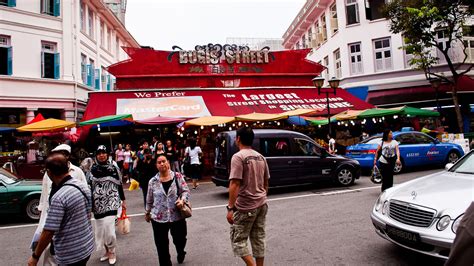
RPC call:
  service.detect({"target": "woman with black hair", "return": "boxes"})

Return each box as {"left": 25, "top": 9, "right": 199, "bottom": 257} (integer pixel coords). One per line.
{"left": 373, "top": 129, "right": 401, "bottom": 192}
{"left": 184, "top": 138, "right": 202, "bottom": 189}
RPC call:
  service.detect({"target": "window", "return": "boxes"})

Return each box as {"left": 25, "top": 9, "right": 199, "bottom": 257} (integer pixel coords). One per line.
{"left": 323, "top": 56, "right": 329, "bottom": 81}
{"left": 321, "top": 14, "right": 327, "bottom": 42}
{"left": 346, "top": 0, "right": 359, "bottom": 25}
{"left": 314, "top": 21, "right": 321, "bottom": 47}
{"left": 88, "top": 8, "right": 94, "bottom": 37}
{"left": 80, "top": 1, "right": 85, "bottom": 31}
{"left": 101, "top": 66, "right": 107, "bottom": 90}
{"left": 395, "top": 133, "right": 416, "bottom": 145}
{"left": 334, "top": 49, "right": 342, "bottom": 78}
{"left": 402, "top": 37, "right": 414, "bottom": 68}
{"left": 1, "top": 0, "right": 16, "bottom": 7}
{"left": 308, "top": 28, "right": 313, "bottom": 43}
{"left": 87, "top": 58, "right": 94, "bottom": 86}
{"left": 330, "top": 4, "right": 338, "bottom": 34}
{"left": 349, "top": 42, "right": 363, "bottom": 75}
{"left": 100, "top": 21, "right": 105, "bottom": 47}
{"left": 302, "top": 34, "right": 306, "bottom": 48}
{"left": 41, "top": 42, "right": 59, "bottom": 79}
{"left": 115, "top": 37, "right": 120, "bottom": 58}
{"left": 436, "top": 29, "right": 450, "bottom": 63}
{"left": 41, "top": 0, "right": 60, "bottom": 17}
{"left": 0, "top": 35, "right": 12, "bottom": 75}
{"left": 414, "top": 133, "right": 434, "bottom": 144}
{"left": 293, "top": 139, "right": 321, "bottom": 156}
{"left": 259, "top": 138, "right": 290, "bottom": 157}
{"left": 365, "top": 0, "right": 386, "bottom": 21}
{"left": 107, "top": 28, "right": 111, "bottom": 51}
{"left": 295, "top": 41, "right": 300, "bottom": 50}
{"left": 80, "top": 54, "right": 87, "bottom": 84}
{"left": 463, "top": 26, "right": 474, "bottom": 63}
{"left": 373, "top": 38, "right": 392, "bottom": 71}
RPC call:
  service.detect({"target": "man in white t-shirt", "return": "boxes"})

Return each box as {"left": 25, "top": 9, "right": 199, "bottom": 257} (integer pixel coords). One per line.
{"left": 184, "top": 138, "right": 202, "bottom": 189}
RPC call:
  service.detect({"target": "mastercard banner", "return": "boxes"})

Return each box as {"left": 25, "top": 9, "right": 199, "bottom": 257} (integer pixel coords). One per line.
{"left": 116, "top": 97, "right": 211, "bottom": 120}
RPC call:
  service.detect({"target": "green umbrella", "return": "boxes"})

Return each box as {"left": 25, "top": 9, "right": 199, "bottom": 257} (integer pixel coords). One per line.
{"left": 357, "top": 108, "right": 401, "bottom": 118}
{"left": 396, "top": 106, "right": 440, "bottom": 117}
{"left": 307, "top": 117, "right": 337, "bottom": 126}
{"left": 79, "top": 114, "right": 134, "bottom": 152}
{"left": 79, "top": 114, "right": 133, "bottom": 126}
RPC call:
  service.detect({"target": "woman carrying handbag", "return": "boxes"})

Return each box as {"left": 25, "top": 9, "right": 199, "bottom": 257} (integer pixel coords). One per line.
{"left": 373, "top": 129, "right": 401, "bottom": 192}
{"left": 145, "top": 155, "right": 190, "bottom": 266}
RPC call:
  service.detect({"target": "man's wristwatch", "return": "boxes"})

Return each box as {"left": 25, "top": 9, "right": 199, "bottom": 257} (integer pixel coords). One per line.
{"left": 226, "top": 205, "right": 236, "bottom": 212}
{"left": 32, "top": 252, "right": 40, "bottom": 260}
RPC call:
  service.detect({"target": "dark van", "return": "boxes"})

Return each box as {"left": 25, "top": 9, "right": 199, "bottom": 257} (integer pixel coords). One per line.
{"left": 213, "top": 129, "right": 361, "bottom": 187}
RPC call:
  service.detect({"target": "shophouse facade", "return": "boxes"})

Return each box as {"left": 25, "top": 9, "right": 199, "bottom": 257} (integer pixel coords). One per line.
{"left": 0, "top": 0, "right": 139, "bottom": 128}
{"left": 282, "top": 0, "right": 474, "bottom": 109}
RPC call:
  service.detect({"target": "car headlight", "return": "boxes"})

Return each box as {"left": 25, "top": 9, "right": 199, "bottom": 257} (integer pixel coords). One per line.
{"left": 382, "top": 201, "right": 389, "bottom": 215}
{"left": 374, "top": 192, "right": 386, "bottom": 212}
{"left": 436, "top": 215, "right": 451, "bottom": 231}
{"left": 452, "top": 214, "right": 464, "bottom": 233}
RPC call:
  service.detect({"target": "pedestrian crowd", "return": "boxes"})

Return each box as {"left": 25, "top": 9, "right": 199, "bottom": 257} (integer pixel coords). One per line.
{"left": 28, "top": 130, "right": 271, "bottom": 266}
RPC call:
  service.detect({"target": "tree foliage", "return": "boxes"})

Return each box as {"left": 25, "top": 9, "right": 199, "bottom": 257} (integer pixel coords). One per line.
{"left": 384, "top": 0, "right": 473, "bottom": 80}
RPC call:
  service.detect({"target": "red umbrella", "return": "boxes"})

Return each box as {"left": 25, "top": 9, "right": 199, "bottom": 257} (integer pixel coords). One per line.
{"left": 135, "top": 116, "right": 187, "bottom": 125}
{"left": 27, "top": 113, "right": 45, "bottom": 124}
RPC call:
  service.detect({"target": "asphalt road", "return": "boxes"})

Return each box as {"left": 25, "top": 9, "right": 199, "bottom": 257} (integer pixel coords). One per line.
{"left": 0, "top": 168, "right": 447, "bottom": 265}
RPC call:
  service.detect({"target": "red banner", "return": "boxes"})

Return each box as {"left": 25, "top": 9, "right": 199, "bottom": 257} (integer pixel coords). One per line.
{"left": 84, "top": 88, "right": 373, "bottom": 121}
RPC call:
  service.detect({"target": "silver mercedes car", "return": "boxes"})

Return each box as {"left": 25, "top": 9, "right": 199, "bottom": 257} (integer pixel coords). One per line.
{"left": 371, "top": 150, "right": 474, "bottom": 259}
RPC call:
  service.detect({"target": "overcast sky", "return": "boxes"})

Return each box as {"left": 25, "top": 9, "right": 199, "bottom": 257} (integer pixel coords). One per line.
{"left": 125, "top": 0, "right": 306, "bottom": 50}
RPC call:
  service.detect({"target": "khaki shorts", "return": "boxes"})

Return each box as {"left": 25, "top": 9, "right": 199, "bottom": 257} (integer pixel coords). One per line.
{"left": 230, "top": 204, "right": 268, "bottom": 258}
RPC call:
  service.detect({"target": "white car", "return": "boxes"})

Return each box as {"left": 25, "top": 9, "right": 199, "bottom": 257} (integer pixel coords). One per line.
{"left": 371, "top": 150, "right": 474, "bottom": 259}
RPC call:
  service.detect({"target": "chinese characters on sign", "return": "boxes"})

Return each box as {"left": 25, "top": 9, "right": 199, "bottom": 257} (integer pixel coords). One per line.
{"left": 176, "top": 44, "right": 271, "bottom": 65}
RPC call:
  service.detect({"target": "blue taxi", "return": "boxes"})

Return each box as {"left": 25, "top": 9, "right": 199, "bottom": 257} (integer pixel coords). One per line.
{"left": 346, "top": 131, "right": 464, "bottom": 173}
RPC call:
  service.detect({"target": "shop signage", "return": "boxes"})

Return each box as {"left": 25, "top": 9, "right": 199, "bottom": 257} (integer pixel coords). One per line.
{"left": 174, "top": 44, "right": 272, "bottom": 65}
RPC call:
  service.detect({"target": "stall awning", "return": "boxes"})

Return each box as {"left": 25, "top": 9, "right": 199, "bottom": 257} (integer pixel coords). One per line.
{"left": 83, "top": 88, "right": 373, "bottom": 122}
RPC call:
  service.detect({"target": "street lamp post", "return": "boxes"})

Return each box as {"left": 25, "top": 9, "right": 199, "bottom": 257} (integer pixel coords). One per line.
{"left": 429, "top": 77, "right": 442, "bottom": 112}
{"left": 312, "top": 76, "right": 340, "bottom": 135}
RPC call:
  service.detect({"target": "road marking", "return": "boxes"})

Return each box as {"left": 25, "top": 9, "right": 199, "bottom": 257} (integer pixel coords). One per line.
{"left": 0, "top": 185, "right": 380, "bottom": 230}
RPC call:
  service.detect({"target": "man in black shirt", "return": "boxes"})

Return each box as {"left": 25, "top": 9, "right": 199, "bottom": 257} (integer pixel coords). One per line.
{"left": 165, "top": 140, "right": 179, "bottom": 173}
{"left": 135, "top": 149, "right": 157, "bottom": 208}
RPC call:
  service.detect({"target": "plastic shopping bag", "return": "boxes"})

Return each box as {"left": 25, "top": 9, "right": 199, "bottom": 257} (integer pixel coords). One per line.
{"left": 117, "top": 206, "right": 130, "bottom": 235}
{"left": 129, "top": 179, "right": 139, "bottom": 191}
{"left": 370, "top": 165, "right": 382, "bottom": 184}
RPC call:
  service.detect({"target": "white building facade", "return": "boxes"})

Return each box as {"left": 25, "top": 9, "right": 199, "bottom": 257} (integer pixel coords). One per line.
{"left": 0, "top": 0, "right": 139, "bottom": 127}
{"left": 282, "top": 0, "right": 474, "bottom": 108}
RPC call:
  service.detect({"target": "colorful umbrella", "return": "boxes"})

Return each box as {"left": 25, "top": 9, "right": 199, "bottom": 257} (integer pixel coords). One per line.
{"left": 235, "top": 112, "right": 287, "bottom": 122}
{"left": 27, "top": 113, "right": 45, "bottom": 124}
{"left": 135, "top": 116, "right": 187, "bottom": 125}
{"left": 0, "top": 127, "right": 16, "bottom": 133}
{"left": 79, "top": 114, "right": 134, "bottom": 126}
{"left": 357, "top": 108, "right": 401, "bottom": 118}
{"left": 391, "top": 106, "right": 440, "bottom": 117}
{"left": 185, "top": 116, "right": 235, "bottom": 126}
{"left": 17, "top": 119, "right": 76, "bottom": 132}
{"left": 306, "top": 117, "right": 337, "bottom": 126}
{"left": 333, "top": 110, "right": 366, "bottom": 121}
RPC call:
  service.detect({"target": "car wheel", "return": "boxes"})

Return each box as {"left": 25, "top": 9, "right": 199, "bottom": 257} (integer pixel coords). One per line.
{"left": 336, "top": 167, "right": 354, "bottom": 186}
{"left": 24, "top": 197, "right": 40, "bottom": 221}
{"left": 446, "top": 151, "right": 460, "bottom": 164}
{"left": 393, "top": 159, "right": 404, "bottom": 174}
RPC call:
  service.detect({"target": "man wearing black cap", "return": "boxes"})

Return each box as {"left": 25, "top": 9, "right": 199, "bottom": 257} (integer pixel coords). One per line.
{"left": 87, "top": 145, "right": 126, "bottom": 265}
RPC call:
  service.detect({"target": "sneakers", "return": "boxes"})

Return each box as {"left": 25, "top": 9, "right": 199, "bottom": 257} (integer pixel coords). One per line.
{"left": 108, "top": 252, "right": 116, "bottom": 265}
{"left": 177, "top": 251, "right": 186, "bottom": 264}
{"left": 99, "top": 255, "right": 108, "bottom": 262}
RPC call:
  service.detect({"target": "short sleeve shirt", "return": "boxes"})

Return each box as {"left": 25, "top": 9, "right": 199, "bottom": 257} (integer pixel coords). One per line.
{"left": 186, "top": 146, "right": 202, "bottom": 165}
{"left": 379, "top": 140, "right": 398, "bottom": 164}
{"left": 44, "top": 179, "right": 94, "bottom": 265}
{"left": 229, "top": 149, "right": 270, "bottom": 211}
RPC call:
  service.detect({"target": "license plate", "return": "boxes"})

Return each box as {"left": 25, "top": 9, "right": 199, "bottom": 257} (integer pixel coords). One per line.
{"left": 386, "top": 225, "right": 420, "bottom": 244}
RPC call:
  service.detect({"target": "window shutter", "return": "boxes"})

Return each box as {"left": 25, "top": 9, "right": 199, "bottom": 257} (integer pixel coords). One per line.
{"left": 7, "top": 47, "right": 12, "bottom": 75}
{"left": 54, "top": 53, "right": 60, "bottom": 79}
{"left": 8, "top": 0, "right": 16, "bottom": 7}
{"left": 53, "top": 0, "right": 60, "bottom": 16}
{"left": 41, "top": 51, "right": 45, "bottom": 78}
{"left": 87, "top": 65, "right": 93, "bottom": 86}
{"left": 107, "top": 75, "right": 111, "bottom": 91}
{"left": 94, "top": 69, "right": 100, "bottom": 89}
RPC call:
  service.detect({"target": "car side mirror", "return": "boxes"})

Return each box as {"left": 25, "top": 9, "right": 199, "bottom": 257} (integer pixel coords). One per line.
{"left": 445, "top": 163, "right": 454, "bottom": 171}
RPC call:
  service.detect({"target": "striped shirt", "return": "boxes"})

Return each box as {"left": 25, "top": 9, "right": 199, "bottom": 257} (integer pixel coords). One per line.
{"left": 44, "top": 177, "right": 94, "bottom": 265}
